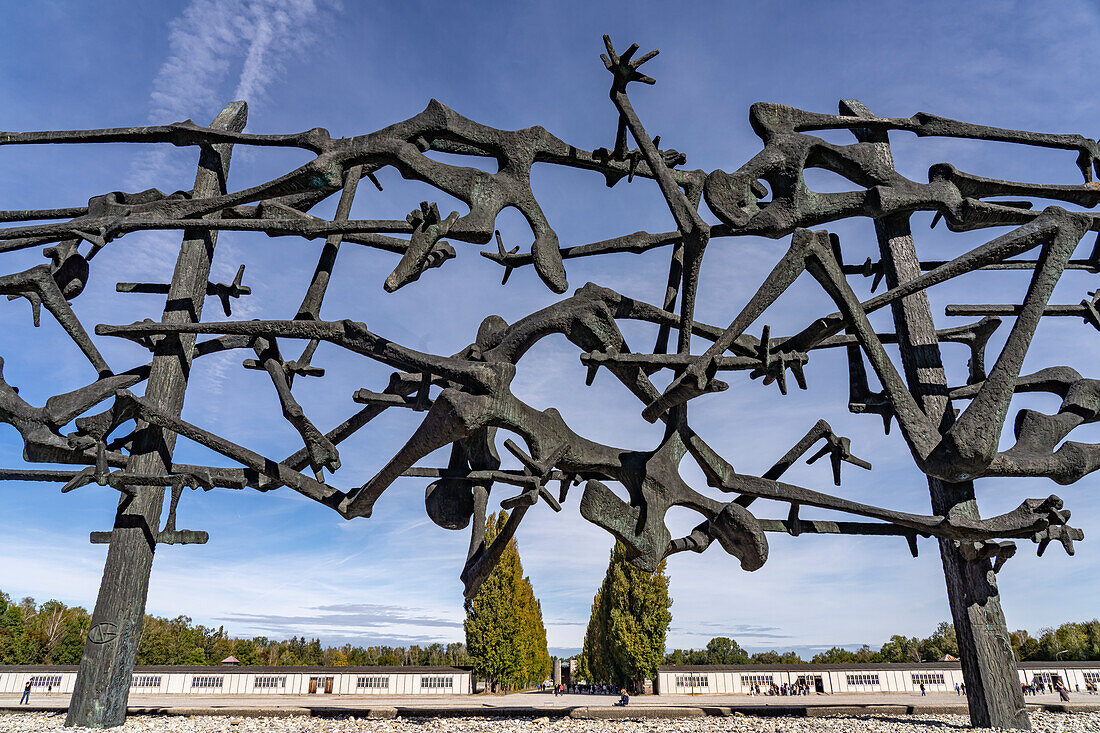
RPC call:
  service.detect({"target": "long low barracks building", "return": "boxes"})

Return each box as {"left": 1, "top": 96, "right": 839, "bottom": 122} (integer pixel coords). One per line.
{"left": 4, "top": 661, "right": 1100, "bottom": 697}
{"left": 0, "top": 665, "right": 472, "bottom": 696}
{"left": 655, "top": 662, "right": 1100, "bottom": 695}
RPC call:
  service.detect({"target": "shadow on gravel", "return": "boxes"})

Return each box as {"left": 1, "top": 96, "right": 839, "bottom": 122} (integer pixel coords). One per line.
{"left": 839, "top": 716, "right": 971, "bottom": 730}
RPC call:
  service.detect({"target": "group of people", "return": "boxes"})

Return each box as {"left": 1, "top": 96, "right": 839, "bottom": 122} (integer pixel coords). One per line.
{"left": 1022, "top": 680, "right": 1072, "bottom": 701}
{"left": 746, "top": 681, "right": 812, "bottom": 696}
{"left": 542, "top": 683, "right": 629, "bottom": 705}
{"left": 549, "top": 683, "right": 619, "bottom": 695}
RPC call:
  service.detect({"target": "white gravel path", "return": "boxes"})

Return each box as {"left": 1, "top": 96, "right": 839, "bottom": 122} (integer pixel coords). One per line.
{"left": 2, "top": 712, "right": 1099, "bottom": 733}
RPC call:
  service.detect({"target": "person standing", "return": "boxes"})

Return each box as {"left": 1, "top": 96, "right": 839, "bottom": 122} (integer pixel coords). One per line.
{"left": 1056, "top": 681, "right": 1071, "bottom": 702}
{"left": 920, "top": 683, "right": 926, "bottom": 696}
{"left": 19, "top": 679, "right": 31, "bottom": 705}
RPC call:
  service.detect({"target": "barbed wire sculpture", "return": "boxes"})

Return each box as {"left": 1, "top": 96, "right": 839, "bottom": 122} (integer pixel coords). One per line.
{"left": 2, "top": 36, "right": 1098, "bottom": 728}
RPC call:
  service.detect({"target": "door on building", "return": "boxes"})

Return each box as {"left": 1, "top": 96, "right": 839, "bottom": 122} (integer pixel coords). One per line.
{"left": 308, "top": 676, "right": 334, "bottom": 694}
{"left": 796, "top": 675, "right": 824, "bottom": 694}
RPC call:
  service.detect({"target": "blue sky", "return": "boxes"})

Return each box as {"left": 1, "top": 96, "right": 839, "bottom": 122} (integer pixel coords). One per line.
{"left": 2, "top": 0, "right": 1100, "bottom": 658}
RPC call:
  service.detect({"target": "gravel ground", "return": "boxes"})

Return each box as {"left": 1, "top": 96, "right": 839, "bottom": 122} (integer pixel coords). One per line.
{"left": 1, "top": 713, "right": 1099, "bottom": 733}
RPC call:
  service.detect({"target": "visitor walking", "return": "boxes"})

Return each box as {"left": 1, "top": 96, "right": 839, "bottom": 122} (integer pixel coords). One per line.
{"left": 19, "top": 679, "right": 30, "bottom": 705}
{"left": 920, "top": 683, "right": 926, "bottom": 696}
{"left": 1056, "top": 681, "right": 1071, "bottom": 702}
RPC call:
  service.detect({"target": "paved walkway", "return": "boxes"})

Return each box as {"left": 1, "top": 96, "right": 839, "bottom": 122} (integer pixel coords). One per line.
{"left": 4, "top": 691, "right": 1098, "bottom": 719}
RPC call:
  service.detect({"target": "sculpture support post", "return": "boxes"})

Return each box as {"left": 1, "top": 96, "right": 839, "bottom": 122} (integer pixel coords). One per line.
{"left": 65, "top": 101, "right": 246, "bottom": 729}
{"left": 842, "top": 99, "right": 1029, "bottom": 730}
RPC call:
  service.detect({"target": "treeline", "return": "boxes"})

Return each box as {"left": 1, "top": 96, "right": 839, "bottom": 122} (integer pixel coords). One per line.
{"left": 666, "top": 621, "right": 1100, "bottom": 665}
{"left": 1, "top": 510, "right": 552, "bottom": 690}
{"left": 0, "top": 591, "right": 469, "bottom": 667}
{"left": 10, "top": 584, "right": 1100, "bottom": 672}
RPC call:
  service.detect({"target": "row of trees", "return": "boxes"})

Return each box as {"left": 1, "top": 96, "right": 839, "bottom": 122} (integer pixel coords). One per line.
{"left": 9, "top": 532, "right": 1100, "bottom": 687}
{"left": 464, "top": 512, "right": 551, "bottom": 691}
{"left": 0, "top": 595, "right": 87, "bottom": 665}
{"left": 665, "top": 620, "right": 1100, "bottom": 665}
{"left": 0, "top": 591, "right": 470, "bottom": 667}
{"left": 576, "top": 542, "right": 672, "bottom": 692}
{"left": 0, "top": 509, "right": 556, "bottom": 693}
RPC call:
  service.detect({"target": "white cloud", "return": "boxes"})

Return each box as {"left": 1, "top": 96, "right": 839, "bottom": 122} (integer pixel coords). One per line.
{"left": 129, "top": 0, "right": 335, "bottom": 191}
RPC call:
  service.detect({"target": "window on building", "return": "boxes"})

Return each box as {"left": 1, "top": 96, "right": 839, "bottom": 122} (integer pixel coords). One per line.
{"left": 1084, "top": 673, "right": 1100, "bottom": 684}
{"left": 911, "top": 673, "right": 945, "bottom": 686}
{"left": 674, "top": 675, "right": 708, "bottom": 688}
{"left": 1032, "top": 673, "right": 1062, "bottom": 686}
{"left": 358, "top": 676, "right": 390, "bottom": 689}
{"left": 30, "top": 676, "right": 62, "bottom": 688}
{"left": 846, "top": 674, "right": 880, "bottom": 686}
{"left": 740, "top": 674, "right": 773, "bottom": 687}
{"left": 420, "top": 676, "right": 453, "bottom": 689}
{"left": 131, "top": 675, "right": 161, "bottom": 688}
{"left": 191, "top": 676, "right": 224, "bottom": 689}
{"left": 254, "top": 676, "right": 286, "bottom": 689}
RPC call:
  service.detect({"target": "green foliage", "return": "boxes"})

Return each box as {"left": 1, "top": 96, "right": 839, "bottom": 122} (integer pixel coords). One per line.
{"left": 879, "top": 634, "right": 921, "bottom": 663}
{"left": 663, "top": 647, "right": 708, "bottom": 665}
{"left": 751, "top": 650, "right": 805, "bottom": 664}
{"left": 706, "top": 636, "right": 749, "bottom": 665}
{"left": 1013, "top": 620, "right": 1100, "bottom": 662}
{"left": 665, "top": 619, "right": 1100, "bottom": 667}
{"left": 9, "top": 581, "right": 1100, "bottom": 672}
{"left": 0, "top": 594, "right": 89, "bottom": 665}
{"left": 577, "top": 587, "right": 608, "bottom": 683}
{"left": 809, "top": 647, "right": 854, "bottom": 664}
{"left": 810, "top": 644, "right": 883, "bottom": 664}
{"left": 464, "top": 512, "right": 551, "bottom": 691}
{"left": 579, "top": 541, "right": 672, "bottom": 692}
{"left": 0, "top": 588, "right": 469, "bottom": 667}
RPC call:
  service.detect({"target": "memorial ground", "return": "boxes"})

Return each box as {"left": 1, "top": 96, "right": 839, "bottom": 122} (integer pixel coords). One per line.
{"left": 2, "top": 709, "right": 1100, "bottom": 733}
{"left": 2, "top": 689, "right": 1099, "bottom": 718}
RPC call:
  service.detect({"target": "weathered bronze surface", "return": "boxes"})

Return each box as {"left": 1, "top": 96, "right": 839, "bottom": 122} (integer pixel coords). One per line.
{"left": 2, "top": 36, "right": 1096, "bottom": 729}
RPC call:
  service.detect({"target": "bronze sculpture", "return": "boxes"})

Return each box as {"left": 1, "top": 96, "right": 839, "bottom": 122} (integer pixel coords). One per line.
{"left": 1, "top": 37, "right": 1096, "bottom": 729}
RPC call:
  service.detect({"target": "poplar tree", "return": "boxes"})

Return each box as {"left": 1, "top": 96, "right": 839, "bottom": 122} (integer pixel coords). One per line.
{"left": 579, "top": 541, "right": 672, "bottom": 692}
{"left": 464, "top": 511, "right": 551, "bottom": 691}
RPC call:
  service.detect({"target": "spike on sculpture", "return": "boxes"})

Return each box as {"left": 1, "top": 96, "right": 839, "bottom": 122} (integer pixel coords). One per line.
{"left": 1, "top": 36, "right": 1098, "bottom": 729}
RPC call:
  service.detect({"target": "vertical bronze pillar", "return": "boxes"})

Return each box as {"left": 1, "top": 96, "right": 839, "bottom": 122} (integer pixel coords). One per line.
{"left": 841, "top": 99, "right": 1029, "bottom": 730}
{"left": 66, "top": 101, "right": 247, "bottom": 729}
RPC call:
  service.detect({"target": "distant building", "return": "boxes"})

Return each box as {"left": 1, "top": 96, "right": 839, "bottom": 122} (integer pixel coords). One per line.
{"left": 656, "top": 662, "right": 1100, "bottom": 695}
{"left": 220, "top": 656, "right": 240, "bottom": 666}
{"left": 0, "top": 666, "right": 473, "bottom": 696}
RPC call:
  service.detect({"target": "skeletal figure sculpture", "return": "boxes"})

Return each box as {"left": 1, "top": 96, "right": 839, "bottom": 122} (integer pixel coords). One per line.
{"left": 2, "top": 35, "right": 1098, "bottom": 730}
